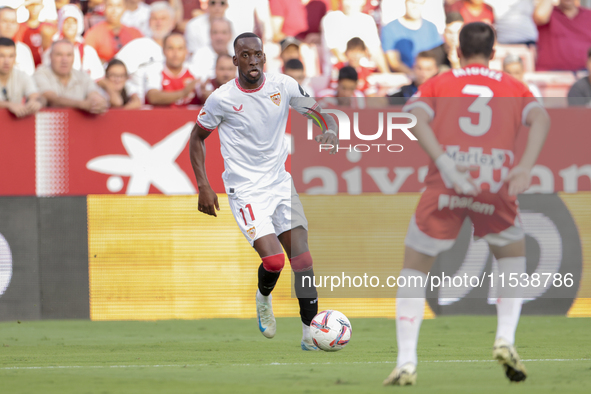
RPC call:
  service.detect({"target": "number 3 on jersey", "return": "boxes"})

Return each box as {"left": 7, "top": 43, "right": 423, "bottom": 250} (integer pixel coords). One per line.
{"left": 239, "top": 204, "right": 255, "bottom": 226}
{"left": 460, "top": 84, "right": 494, "bottom": 136}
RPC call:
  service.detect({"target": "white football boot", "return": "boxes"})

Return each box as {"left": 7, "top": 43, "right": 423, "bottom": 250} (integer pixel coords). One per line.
{"left": 256, "top": 291, "right": 276, "bottom": 338}
{"left": 383, "top": 363, "right": 417, "bottom": 386}
{"left": 493, "top": 338, "right": 527, "bottom": 382}
{"left": 301, "top": 323, "right": 319, "bottom": 351}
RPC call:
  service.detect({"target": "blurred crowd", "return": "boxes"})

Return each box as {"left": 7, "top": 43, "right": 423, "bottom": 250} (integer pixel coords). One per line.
{"left": 1, "top": 0, "right": 591, "bottom": 118}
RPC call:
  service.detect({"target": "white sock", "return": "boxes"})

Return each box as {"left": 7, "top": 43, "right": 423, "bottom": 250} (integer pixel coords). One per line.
{"left": 396, "top": 268, "right": 427, "bottom": 367}
{"left": 495, "top": 257, "right": 526, "bottom": 345}
{"left": 302, "top": 323, "right": 311, "bottom": 342}
{"left": 256, "top": 289, "right": 271, "bottom": 303}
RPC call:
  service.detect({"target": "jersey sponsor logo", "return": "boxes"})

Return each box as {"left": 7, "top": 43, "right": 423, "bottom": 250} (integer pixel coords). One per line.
{"left": 233, "top": 104, "right": 243, "bottom": 112}
{"left": 247, "top": 226, "right": 256, "bottom": 239}
{"left": 270, "top": 92, "right": 281, "bottom": 106}
{"left": 438, "top": 194, "right": 495, "bottom": 215}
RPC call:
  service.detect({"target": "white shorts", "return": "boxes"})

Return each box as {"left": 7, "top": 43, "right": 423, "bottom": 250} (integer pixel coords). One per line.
{"left": 227, "top": 175, "right": 308, "bottom": 246}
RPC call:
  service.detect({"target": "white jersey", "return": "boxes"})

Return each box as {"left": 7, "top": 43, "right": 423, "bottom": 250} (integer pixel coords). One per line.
{"left": 196, "top": 73, "right": 318, "bottom": 192}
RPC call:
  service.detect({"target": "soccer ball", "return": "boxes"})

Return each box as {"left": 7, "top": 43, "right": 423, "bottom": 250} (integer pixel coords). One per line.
{"left": 310, "top": 310, "right": 352, "bottom": 352}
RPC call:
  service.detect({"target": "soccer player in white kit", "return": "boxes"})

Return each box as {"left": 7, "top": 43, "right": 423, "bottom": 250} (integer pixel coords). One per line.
{"left": 189, "top": 33, "right": 339, "bottom": 350}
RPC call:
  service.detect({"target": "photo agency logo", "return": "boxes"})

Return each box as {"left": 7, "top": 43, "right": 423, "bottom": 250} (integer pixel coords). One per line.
{"left": 305, "top": 108, "right": 418, "bottom": 153}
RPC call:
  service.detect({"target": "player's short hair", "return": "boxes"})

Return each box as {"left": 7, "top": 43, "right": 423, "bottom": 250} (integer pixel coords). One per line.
{"left": 284, "top": 58, "right": 304, "bottom": 71}
{"left": 0, "top": 37, "right": 15, "bottom": 48}
{"left": 215, "top": 53, "right": 233, "bottom": 66}
{"left": 415, "top": 51, "right": 437, "bottom": 64}
{"left": 162, "top": 32, "right": 185, "bottom": 48}
{"left": 346, "top": 37, "right": 366, "bottom": 52}
{"left": 338, "top": 66, "right": 358, "bottom": 82}
{"left": 233, "top": 32, "right": 261, "bottom": 52}
{"left": 149, "top": 1, "right": 175, "bottom": 19}
{"left": 445, "top": 11, "right": 464, "bottom": 25}
{"left": 459, "top": 22, "right": 496, "bottom": 59}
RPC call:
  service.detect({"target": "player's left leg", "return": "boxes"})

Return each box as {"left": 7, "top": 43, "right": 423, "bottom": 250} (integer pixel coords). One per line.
{"left": 489, "top": 239, "right": 527, "bottom": 382}
{"left": 278, "top": 226, "right": 319, "bottom": 351}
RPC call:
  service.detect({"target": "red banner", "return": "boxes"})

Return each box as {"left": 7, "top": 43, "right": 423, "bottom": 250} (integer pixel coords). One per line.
{"left": 0, "top": 107, "right": 589, "bottom": 196}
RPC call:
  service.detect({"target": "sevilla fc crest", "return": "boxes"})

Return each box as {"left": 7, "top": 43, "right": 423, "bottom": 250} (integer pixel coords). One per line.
{"left": 270, "top": 92, "right": 281, "bottom": 106}
{"left": 247, "top": 226, "right": 257, "bottom": 239}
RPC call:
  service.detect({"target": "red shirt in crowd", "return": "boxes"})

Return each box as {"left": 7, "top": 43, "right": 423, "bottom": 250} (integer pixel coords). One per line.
{"left": 84, "top": 21, "right": 143, "bottom": 62}
{"left": 449, "top": 1, "right": 494, "bottom": 24}
{"left": 536, "top": 6, "right": 591, "bottom": 71}
{"left": 269, "top": 0, "right": 309, "bottom": 39}
{"left": 14, "top": 23, "right": 52, "bottom": 67}
{"left": 330, "top": 61, "right": 378, "bottom": 96}
{"left": 149, "top": 66, "right": 200, "bottom": 107}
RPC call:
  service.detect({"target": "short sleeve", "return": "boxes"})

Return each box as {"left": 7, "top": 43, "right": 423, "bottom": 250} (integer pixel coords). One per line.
{"left": 402, "top": 79, "right": 436, "bottom": 120}
{"left": 520, "top": 83, "right": 543, "bottom": 125}
{"left": 23, "top": 73, "right": 38, "bottom": 97}
{"left": 33, "top": 69, "right": 52, "bottom": 94}
{"left": 286, "top": 75, "right": 320, "bottom": 116}
{"left": 196, "top": 90, "right": 224, "bottom": 132}
{"left": 381, "top": 22, "right": 396, "bottom": 52}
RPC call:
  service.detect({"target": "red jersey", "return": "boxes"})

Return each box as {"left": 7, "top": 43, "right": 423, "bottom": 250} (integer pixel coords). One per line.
{"left": 14, "top": 23, "right": 51, "bottom": 67}
{"left": 330, "top": 61, "right": 377, "bottom": 95}
{"left": 161, "top": 67, "right": 200, "bottom": 107}
{"left": 449, "top": 1, "right": 494, "bottom": 24}
{"left": 404, "top": 64, "right": 540, "bottom": 193}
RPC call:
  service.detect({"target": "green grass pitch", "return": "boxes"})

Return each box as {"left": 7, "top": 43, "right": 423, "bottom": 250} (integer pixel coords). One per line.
{"left": 0, "top": 316, "right": 590, "bottom": 393}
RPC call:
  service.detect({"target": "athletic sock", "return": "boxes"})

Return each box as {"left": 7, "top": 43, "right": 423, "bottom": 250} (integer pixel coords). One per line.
{"left": 495, "top": 256, "right": 526, "bottom": 345}
{"left": 302, "top": 322, "right": 312, "bottom": 342}
{"left": 396, "top": 268, "right": 428, "bottom": 367}
{"left": 258, "top": 263, "right": 281, "bottom": 297}
{"left": 291, "top": 252, "right": 318, "bottom": 326}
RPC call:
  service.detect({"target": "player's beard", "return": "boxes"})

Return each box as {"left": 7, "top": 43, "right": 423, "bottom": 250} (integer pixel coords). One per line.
{"left": 240, "top": 68, "right": 262, "bottom": 85}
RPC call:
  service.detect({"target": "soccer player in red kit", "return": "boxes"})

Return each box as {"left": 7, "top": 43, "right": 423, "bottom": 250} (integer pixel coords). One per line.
{"left": 383, "top": 22, "right": 550, "bottom": 385}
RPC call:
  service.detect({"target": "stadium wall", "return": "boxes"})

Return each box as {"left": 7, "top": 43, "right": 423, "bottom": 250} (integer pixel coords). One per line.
{"left": 0, "top": 108, "right": 590, "bottom": 321}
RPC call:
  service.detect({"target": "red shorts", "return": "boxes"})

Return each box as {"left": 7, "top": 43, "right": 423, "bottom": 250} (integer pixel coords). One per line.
{"left": 405, "top": 186, "right": 524, "bottom": 256}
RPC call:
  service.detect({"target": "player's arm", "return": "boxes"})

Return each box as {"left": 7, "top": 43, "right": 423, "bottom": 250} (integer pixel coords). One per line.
{"left": 189, "top": 123, "right": 219, "bottom": 217}
{"left": 408, "top": 106, "right": 479, "bottom": 195}
{"left": 505, "top": 105, "right": 550, "bottom": 195}
{"left": 307, "top": 105, "right": 339, "bottom": 154}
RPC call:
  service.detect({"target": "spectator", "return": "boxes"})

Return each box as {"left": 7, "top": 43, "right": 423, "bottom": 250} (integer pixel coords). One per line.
{"left": 13, "top": 0, "right": 53, "bottom": 67}
{"left": 279, "top": 36, "right": 300, "bottom": 64}
{"left": 115, "top": 1, "right": 174, "bottom": 74}
{"left": 0, "top": 37, "right": 43, "bottom": 117}
{"left": 97, "top": 58, "right": 141, "bottom": 108}
{"left": 121, "top": 0, "right": 151, "bottom": 36}
{"left": 302, "top": 0, "right": 331, "bottom": 45}
{"left": 184, "top": 0, "right": 228, "bottom": 55}
{"left": 381, "top": 0, "right": 443, "bottom": 73}
{"left": 330, "top": 37, "right": 377, "bottom": 96}
{"left": 503, "top": 53, "right": 543, "bottom": 99}
{"left": 0, "top": 6, "right": 35, "bottom": 75}
{"left": 144, "top": 33, "right": 199, "bottom": 106}
{"left": 33, "top": 39, "right": 107, "bottom": 113}
{"left": 84, "top": 0, "right": 143, "bottom": 62}
{"left": 381, "top": 0, "right": 446, "bottom": 34}
{"left": 318, "top": 65, "right": 365, "bottom": 107}
{"left": 42, "top": 5, "right": 104, "bottom": 80}
{"left": 488, "top": 0, "right": 538, "bottom": 45}
{"left": 534, "top": 0, "right": 591, "bottom": 71}
{"left": 431, "top": 11, "right": 464, "bottom": 71}
{"left": 283, "top": 57, "right": 314, "bottom": 96}
{"left": 196, "top": 52, "right": 234, "bottom": 101}
{"left": 84, "top": 0, "right": 106, "bottom": 31}
{"left": 567, "top": 47, "right": 591, "bottom": 106}
{"left": 269, "top": 0, "right": 308, "bottom": 43}
{"left": 321, "top": 0, "right": 389, "bottom": 73}
{"left": 388, "top": 51, "right": 438, "bottom": 102}
{"left": 225, "top": 0, "right": 273, "bottom": 43}
{"left": 448, "top": 0, "right": 494, "bottom": 24}
{"left": 189, "top": 16, "right": 232, "bottom": 80}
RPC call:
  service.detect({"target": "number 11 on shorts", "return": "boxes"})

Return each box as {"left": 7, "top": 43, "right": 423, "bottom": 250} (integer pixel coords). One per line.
{"left": 239, "top": 204, "right": 255, "bottom": 225}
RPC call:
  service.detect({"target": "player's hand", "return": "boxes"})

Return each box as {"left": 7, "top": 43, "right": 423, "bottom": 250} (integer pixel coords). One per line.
{"left": 198, "top": 186, "right": 220, "bottom": 217}
{"left": 453, "top": 165, "right": 481, "bottom": 196}
{"left": 436, "top": 154, "right": 480, "bottom": 196}
{"left": 504, "top": 166, "right": 531, "bottom": 196}
{"left": 315, "top": 131, "right": 339, "bottom": 154}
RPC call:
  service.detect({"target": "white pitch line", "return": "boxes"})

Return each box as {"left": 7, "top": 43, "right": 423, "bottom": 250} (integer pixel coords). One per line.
{"left": 0, "top": 358, "right": 589, "bottom": 371}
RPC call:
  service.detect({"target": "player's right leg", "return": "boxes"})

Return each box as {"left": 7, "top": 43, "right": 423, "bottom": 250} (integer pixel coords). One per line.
{"left": 227, "top": 192, "right": 283, "bottom": 339}
{"left": 384, "top": 189, "right": 464, "bottom": 386}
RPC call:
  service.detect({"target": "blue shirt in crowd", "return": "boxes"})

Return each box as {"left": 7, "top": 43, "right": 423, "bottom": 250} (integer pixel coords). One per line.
{"left": 381, "top": 19, "right": 443, "bottom": 68}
